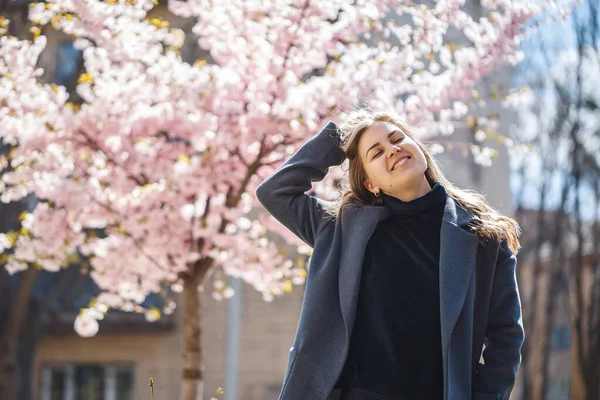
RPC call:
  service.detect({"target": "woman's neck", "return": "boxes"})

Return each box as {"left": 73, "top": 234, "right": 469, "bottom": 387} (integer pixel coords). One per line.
{"left": 386, "top": 176, "right": 432, "bottom": 202}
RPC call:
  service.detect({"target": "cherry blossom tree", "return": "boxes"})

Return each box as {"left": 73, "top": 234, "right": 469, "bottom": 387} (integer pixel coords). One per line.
{"left": 0, "top": 0, "right": 566, "bottom": 398}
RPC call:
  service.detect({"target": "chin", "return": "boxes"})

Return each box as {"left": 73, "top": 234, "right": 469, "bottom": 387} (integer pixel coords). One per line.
{"left": 397, "top": 168, "right": 420, "bottom": 182}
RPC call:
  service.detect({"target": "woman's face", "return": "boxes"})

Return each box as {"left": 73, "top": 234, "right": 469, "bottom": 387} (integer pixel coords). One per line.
{"left": 357, "top": 121, "right": 428, "bottom": 196}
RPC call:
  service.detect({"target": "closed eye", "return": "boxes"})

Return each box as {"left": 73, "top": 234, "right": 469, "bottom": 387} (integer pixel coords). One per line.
{"left": 372, "top": 137, "right": 404, "bottom": 159}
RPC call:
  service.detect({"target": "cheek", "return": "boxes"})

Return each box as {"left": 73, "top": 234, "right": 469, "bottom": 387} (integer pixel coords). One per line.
{"left": 418, "top": 154, "right": 429, "bottom": 172}
{"left": 363, "top": 163, "right": 377, "bottom": 181}
{"left": 418, "top": 151, "right": 428, "bottom": 167}
{"left": 364, "top": 162, "right": 384, "bottom": 185}
{"left": 410, "top": 146, "right": 426, "bottom": 166}
{"left": 375, "top": 161, "right": 392, "bottom": 185}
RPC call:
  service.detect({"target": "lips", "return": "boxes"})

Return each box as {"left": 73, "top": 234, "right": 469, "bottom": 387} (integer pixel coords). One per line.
{"left": 391, "top": 156, "right": 411, "bottom": 171}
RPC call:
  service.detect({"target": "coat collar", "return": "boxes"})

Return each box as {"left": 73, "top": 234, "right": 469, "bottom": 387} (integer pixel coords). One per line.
{"left": 337, "top": 196, "right": 479, "bottom": 359}
{"left": 341, "top": 192, "right": 476, "bottom": 228}
{"left": 442, "top": 194, "right": 477, "bottom": 229}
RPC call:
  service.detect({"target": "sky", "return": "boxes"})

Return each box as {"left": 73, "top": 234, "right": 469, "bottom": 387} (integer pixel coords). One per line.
{"left": 508, "top": 0, "right": 600, "bottom": 220}
{"left": 515, "top": 0, "right": 598, "bottom": 85}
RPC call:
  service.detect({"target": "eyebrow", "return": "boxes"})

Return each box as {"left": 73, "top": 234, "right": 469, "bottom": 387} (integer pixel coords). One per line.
{"left": 365, "top": 130, "right": 402, "bottom": 159}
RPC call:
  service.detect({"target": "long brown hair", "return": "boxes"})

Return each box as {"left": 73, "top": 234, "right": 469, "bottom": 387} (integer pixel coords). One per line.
{"left": 325, "top": 110, "right": 521, "bottom": 254}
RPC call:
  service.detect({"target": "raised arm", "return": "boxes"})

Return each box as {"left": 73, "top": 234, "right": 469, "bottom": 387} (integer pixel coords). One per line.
{"left": 255, "top": 121, "right": 345, "bottom": 247}
{"left": 473, "top": 240, "right": 525, "bottom": 400}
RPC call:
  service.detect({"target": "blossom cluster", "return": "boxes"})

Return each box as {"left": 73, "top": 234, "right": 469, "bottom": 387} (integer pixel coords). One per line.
{"left": 0, "top": 0, "right": 554, "bottom": 335}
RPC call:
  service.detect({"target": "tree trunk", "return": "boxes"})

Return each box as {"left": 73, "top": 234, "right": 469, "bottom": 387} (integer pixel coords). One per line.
{"left": 531, "top": 167, "right": 571, "bottom": 400}
{"left": 588, "top": 180, "right": 600, "bottom": 400}
{"left": 569, "top": 124, "right": 593, "bottom": 400}
{"left": 570, "top": 329, "right": 587, "bottom": 400}
{"left": 18, "top": 299, "right": 43, "bottom": 400}
{"left": 0, "top": 266, "right": 38, "bottom": 400}
{"left": 530, "top": 270, "right": 558, "bottom": 400}
{"left": 517, "top": 196, "right": 547, "bottom": 400}
{"left": 181, "top": 259, "right": 211, "bottom": 400}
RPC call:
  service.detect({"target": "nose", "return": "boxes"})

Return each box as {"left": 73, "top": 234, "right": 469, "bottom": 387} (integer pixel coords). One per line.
{"left": 388, "top": 144, "right": 401, "bottom": 158}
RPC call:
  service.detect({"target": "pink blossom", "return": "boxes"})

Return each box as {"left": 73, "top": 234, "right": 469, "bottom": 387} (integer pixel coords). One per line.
{"left": 0, "top": 0, "right": 569, "bottom": 336}
{"left": 74, "top": 311, "right": 100, "bottom": 337}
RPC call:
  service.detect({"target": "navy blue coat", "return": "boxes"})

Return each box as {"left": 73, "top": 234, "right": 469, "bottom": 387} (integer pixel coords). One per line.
{"left": 256, "top": 121, "right": 524, "bottom": 400}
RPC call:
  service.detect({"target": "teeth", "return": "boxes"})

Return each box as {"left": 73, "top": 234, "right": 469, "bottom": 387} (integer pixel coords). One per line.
{"left": 392, "top": 157, "right": 409, "bottom": 170}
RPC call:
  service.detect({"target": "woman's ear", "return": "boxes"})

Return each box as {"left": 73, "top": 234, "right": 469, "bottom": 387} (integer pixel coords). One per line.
{"left": 364, "top": 179, "right": 378, "bottom": 195}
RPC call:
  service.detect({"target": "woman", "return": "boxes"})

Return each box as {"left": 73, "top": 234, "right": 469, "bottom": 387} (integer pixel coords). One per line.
{"left": 256, "top": 111, "right": 524, "bottom": 400}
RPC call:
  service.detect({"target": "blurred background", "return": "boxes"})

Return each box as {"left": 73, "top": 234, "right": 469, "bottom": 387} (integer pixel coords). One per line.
{"left": 0, "top": 0, "right": 598, "bottom": 400}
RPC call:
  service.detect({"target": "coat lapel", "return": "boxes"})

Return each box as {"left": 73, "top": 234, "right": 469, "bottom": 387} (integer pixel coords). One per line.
{"left": 338, "top": 205, "right": 389, "bottom": 346}
{"left": 439, "top": 197, "right": 479, "bottom": 355}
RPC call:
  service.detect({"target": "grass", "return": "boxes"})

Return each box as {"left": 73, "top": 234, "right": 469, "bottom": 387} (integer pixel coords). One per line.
{"left": 148, "top": 378, "right": 223, "bottom": 400}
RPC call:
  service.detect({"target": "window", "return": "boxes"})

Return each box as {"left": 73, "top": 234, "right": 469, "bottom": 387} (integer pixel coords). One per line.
{"left": 41, "top": 364, "right": 134, "bottom": 400}
{"left": 547, "top": 379, "right": 570, "bottom": 400}
{"left": 55, "top": 42, "right": 83, "bottom": 89}
{"left": 551, "top": 324, "right": 571, "bottom": 351}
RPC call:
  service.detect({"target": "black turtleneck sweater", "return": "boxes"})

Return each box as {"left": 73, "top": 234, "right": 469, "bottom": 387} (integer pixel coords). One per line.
{"left": 336, "top": 182, "right": 448, "bottom": 400}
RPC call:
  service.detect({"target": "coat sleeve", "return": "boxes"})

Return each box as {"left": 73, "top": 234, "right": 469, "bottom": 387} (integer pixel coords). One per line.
{"left": 255, "top": 121, "right": 345, "bottom": 247}
{"left": 473, "top": 240, "right": 525, "bottom": 400}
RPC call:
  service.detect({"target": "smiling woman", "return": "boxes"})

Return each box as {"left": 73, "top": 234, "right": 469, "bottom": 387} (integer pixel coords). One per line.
{"left": 256, "top": 110, "right": 525, "bottom": 400}
{"left": 330, "top": 111, "right": 521, "bottom": 253}
{"left": 357, "top": 121, "right": 430, "bottom": 203}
